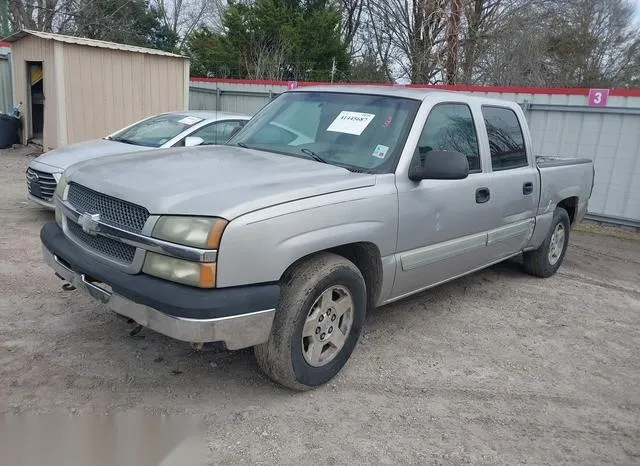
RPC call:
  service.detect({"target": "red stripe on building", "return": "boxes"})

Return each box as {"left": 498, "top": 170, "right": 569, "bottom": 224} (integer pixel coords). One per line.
{"left": 189, "top": 77, "right": 640, "bottom": 97}
{"left": 0, "top": 41, "right": 12, "bottom": 47}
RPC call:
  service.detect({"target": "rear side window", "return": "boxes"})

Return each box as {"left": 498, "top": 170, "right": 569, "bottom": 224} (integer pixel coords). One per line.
{"left": 482, "top": 106, "right": 528, "bottom": 170}
{"left": 418, "top": 103, "right": 481, "bottom": 172}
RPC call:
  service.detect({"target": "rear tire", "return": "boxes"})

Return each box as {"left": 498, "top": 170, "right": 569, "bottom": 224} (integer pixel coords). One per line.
{"left": 254, "top": 253, "right": 367, "bottom": 390}
{"left": 523, "top": 207, "right": 570, "bottom": 278}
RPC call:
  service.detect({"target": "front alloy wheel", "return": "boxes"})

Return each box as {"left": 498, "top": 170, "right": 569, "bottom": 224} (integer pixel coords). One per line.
{"left": 302, "top": 286, "right": 354, "bottom": 367}
{"left": 254, "top": 253, "right": 367, "bottom": 390}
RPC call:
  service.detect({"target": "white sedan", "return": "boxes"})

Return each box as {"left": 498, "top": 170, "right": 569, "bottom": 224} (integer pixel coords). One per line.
{"left": 26, "top": 110, "right": 251, "bottom": 209}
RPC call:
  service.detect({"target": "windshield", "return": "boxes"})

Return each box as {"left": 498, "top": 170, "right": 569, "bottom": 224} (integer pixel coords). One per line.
{"left": 110, "top": 114, "right": 205, "bottom": 147}
{"left": 227, "top": 92, "right": 420, "bottom": 173}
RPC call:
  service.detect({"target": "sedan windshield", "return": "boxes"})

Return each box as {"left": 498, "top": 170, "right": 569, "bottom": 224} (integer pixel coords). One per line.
{"left": 110, "top": 114, "right": 204, "bottom": 147}
{"left": 227, "top": 92, "right": 420, "bottom": 173}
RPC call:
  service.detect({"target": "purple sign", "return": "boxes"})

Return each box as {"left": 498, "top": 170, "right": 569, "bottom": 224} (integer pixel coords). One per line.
{"left": 287, "top": 81, "right": 298, "bottom": 90}
{"left": 588, "top": 89, "right": 609, "bottom": 107}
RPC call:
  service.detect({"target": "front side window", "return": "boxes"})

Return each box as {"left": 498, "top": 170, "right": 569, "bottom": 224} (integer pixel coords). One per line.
{"left": 482, "top": 106, "right": 528, "bottom": 170}
{"left": 227, "top": 92, "right": 420, "bottom": 173}
{"left": 110, "top": 114, "right": 204, "bottom": 148}
{"left": 190, "top": 120, "right": 247, "bottom": 145}
{"left": 417, "top": 103, "right": 481, "bottom": 172}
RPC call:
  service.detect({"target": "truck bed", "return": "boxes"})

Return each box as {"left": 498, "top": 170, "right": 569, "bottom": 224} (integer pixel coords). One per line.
{"left": 536, "top": 156, "right": 595, "bottom": 223}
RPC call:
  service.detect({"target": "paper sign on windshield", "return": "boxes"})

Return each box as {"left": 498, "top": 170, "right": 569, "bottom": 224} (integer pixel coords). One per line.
{"left": 178, "top": 116, "right": 204, "bottom": 125}
{"left": 327, "top": 111, "right": 375, "bottom": 136}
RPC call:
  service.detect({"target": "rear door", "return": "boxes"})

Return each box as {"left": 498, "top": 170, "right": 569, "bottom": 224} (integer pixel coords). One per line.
{"left": 480, "top": 105, "right": 538, "bottom": 260}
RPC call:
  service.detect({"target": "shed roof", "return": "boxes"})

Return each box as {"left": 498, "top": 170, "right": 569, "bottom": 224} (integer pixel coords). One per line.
{"left": 3, "top": 30, "right": 186, "bottom": 59}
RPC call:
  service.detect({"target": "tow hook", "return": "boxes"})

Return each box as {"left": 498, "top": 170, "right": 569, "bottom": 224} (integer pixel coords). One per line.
{"left": 61, "top": 282, "right": 76, "bottom": 291}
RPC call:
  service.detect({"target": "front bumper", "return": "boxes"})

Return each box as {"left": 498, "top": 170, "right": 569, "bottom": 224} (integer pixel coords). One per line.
{"left": 41, "top": 222, "right": 279, "bottom": 348}
{"left": 28, "top": 193, "right": 55, "bottom": 209}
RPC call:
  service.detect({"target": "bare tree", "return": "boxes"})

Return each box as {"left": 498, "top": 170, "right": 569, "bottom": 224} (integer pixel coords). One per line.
{"left": 241, "top": 35, "right": 289, "bottom": 80}
{"left": 444, "top": 0, "right": 461, "bottom": 83}
{"left": 365, "top": 0, "right": 450, "bottom": 83}
{"left": 338, "top": 0, "right": 365, "bottom": 54}
{"left": 152, "top": 0, "right": 225, "bottom": 49}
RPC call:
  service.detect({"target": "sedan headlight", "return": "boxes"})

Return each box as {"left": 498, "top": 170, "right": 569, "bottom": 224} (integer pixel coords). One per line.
{"left": 54, "top": 172, "right": 68, "bottom": 200}
{"left": 143, "top": 252, "right": 216, "bottom": 288}
{"left": 152, "top": 216, "right": 228, "bottom": 249}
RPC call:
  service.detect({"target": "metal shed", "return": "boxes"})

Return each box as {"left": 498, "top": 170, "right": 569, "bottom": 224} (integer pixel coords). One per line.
{"left": 4, "top": 30, "right": 189, "bottom": 151}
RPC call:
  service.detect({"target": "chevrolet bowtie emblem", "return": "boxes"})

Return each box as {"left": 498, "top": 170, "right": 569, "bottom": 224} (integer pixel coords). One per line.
{"left": 78, "top": 213, "right": 101, "bottom": 236}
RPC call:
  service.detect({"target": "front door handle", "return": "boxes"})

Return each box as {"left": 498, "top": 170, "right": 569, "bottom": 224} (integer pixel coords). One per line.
{"left": 476, "top": 187, "right": 490, "bottom": 204}
{"left": 523, "top": 182, "right": 534, "bottom": 195}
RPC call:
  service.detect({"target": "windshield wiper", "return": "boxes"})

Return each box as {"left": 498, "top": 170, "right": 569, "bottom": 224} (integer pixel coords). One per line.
{"left": 236, "top": 142, "right": 249, "bottom": 148}
{"left": 300, "top": 148, "right": 329, "bottom": 165}
{"left": 112, "top": 137, "right": 144, "bottom": 146}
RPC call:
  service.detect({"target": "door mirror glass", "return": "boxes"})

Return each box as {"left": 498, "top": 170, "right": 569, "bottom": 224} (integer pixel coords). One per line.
{"left": 409, "top": 150, "right": 469, "bottom": 181}
{"left": 184, "top": 136, "right": 204, "bottom": 147}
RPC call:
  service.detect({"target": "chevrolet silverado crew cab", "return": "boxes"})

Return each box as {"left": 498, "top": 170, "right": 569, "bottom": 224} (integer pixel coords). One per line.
{"left": 41, "top": 86, "right": 595, "bottom": 390}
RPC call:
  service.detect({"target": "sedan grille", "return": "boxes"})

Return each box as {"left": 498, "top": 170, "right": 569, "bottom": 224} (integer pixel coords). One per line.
{"left": 67, "top": 220, "right": 136, "bottom": 264}
{"left": 26, "top": 168, "right": 57, "bottom": 201}
{"left": 68, "top": 183, "right": 149, "bottom": 233}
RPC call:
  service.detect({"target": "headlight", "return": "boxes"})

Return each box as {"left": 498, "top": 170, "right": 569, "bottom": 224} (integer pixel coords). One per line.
{"left": 142, "top": 252, "right": 216, "bottom": 288}
{"left": 152, "top": 216, "right": 228, "bottom": 249}
{"left": 54, "top": 172, "right": 68, "bottom": 200}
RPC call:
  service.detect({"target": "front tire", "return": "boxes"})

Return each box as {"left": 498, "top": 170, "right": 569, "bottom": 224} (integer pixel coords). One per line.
{"left": 254, "top": 253, "right": 367, "bottom": 390}
{"left": 523, "top": 207, "right": 571, "bottom": 277}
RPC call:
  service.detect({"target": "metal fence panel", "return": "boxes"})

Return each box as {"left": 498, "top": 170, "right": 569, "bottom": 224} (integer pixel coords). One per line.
{"left": 189, "top": 81, "right": 640, "bottom": 225}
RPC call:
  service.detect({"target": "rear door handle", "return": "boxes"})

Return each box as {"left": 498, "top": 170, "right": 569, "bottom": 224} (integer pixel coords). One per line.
{"left": 523, "top": 182, "right": 534, "bottom": 195}
{"left": 476, "top": 187, "right": 490, "bottom": 204}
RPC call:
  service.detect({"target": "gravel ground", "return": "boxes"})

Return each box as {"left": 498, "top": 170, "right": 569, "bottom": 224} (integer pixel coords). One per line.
{"left": 1, "top": 146, "right": 639, "bottom": 464}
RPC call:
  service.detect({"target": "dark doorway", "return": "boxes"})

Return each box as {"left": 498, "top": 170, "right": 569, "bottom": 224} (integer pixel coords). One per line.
{"left": 27, "top": 61, "right": 44, "bottom": 144}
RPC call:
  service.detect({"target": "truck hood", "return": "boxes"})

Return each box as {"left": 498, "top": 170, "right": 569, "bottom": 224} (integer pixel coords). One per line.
{"left": 32, "top": 138, "right": 153, "bottom": 172}
{"left": 66, "top": 145, "right": 376, "bottom": 219}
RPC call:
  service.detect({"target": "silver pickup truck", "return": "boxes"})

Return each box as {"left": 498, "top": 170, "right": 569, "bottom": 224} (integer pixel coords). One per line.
{"left": 41, "top": 86, "right": 595, "bottom": 390}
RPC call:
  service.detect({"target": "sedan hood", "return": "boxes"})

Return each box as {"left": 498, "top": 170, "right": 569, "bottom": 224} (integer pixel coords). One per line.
{"left": 66, "top": 145, "right": 376, "bottom": 219}
{"left": 33, "top": 139, "right": 153, "bottom": 171}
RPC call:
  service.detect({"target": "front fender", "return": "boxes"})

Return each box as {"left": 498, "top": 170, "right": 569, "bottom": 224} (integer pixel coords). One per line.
{"left": 216, "top": 179, "right": 398, "bottom": 288}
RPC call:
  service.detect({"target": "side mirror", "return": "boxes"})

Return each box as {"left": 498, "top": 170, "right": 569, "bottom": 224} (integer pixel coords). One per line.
{"left": 185, "top": 136, "right": 204, "bottom": 147}
{"left": 408, "top": 150, "right": 469, "bottom": 181}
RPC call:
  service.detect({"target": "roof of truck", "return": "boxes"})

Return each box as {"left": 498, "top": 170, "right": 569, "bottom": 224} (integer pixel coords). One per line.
{"left": 289, "top": 85, "right": 520, "bottom": 107}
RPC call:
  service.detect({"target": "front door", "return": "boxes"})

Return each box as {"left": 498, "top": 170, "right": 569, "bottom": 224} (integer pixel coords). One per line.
{"left": 391, "top": 102, "right": 495, "bottom": 300}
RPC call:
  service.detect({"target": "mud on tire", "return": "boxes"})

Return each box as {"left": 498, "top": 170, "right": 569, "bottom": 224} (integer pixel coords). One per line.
{"left": 254, "top": 252, "right": 367, "bottom": 390}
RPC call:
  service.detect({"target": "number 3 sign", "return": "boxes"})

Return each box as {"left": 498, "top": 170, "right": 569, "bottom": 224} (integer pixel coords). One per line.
{"left": 588, "top": 89, "right": 609, "bottom": 107}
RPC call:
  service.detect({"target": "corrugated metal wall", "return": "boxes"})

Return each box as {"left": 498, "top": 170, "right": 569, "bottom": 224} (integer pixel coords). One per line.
{"left": 0, "top": 46, "right": 11, "bottom": 113}
{"left": 189, "top": 80, "right": 640, "bottom": 226}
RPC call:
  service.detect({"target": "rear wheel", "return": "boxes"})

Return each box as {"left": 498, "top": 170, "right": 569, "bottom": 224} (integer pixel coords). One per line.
{"left": 523, "top": 207, "right": 570, "bottom": 277}
{"left": 254, "top": 253, "right": 367, "bottom": 390}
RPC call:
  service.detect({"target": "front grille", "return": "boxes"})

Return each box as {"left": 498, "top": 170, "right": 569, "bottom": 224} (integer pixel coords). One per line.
{"left": 67, "top": 220, "right": 136, "bottom": 264}
{"left": 68, "top": 183, "right": 149, "bottom": 233}
{"left": 26, "top": 168, "right": 57, "bottom": 201}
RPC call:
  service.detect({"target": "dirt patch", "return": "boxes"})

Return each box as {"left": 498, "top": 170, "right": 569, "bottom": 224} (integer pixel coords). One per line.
{"left": 1, "top": 146, "right": 639, "bottom": 464}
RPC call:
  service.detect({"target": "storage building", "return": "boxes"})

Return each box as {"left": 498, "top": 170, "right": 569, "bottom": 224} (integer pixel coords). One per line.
{"left": 4, "top": 30, "right": 189, "bottom": 151}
